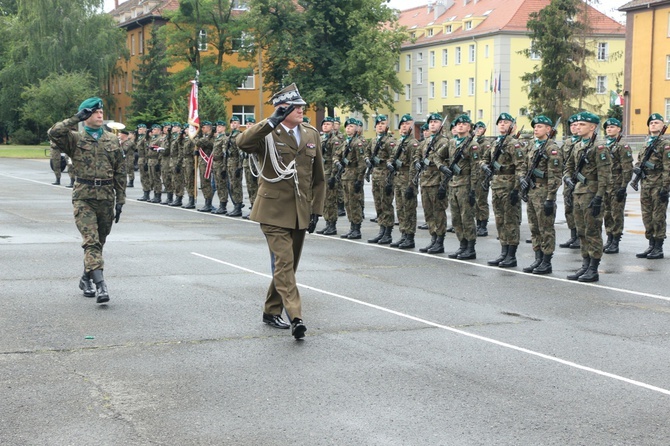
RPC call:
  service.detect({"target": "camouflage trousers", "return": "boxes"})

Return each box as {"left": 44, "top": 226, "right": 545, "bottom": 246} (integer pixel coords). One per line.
{"left": 212, "top": 161, "right": 229, "bottom": 204}
{"left": 126, "top": 156, "right": 135, "bottom": 183}
{"left": 244, "top": 165, "right": 258, "bottom": 207}
{"left": 475, "top": 184, "right": 490, "bottom": 221}
{"left": 198, "top": 160, "right": 214, "bottom": 200}
{"left": 342, "top": 180, "right": 363, "bottom": 225}
{"left": 183, "top": 157, "right": 196, "bottom": 198}
{"left": 421, "top": 185, "right": 447, "bottom": 237}
{"left": 172, "top": 159, "right": 185, "bottom": 198}
{"left": 491, "top": 186, "right": 521, "bottom": 246}
{"left": 73, "top": 199, "right": 114, "bottom": 273}
{"left": 574, "top": 191, "right": 604, "bottom": 259}
{"left": 449, "top": 184, "right": 476, "bottom": 242}
{"left": 323, "top": 181, "right": 339, "bottom": 222}
{"left": 563, "top": 187, "right": 575, "bottom": 229}
{"left": 394, "top": 170, "right": 417, "bottom": 235}
{"left": 526, "top": 184, "right": 556, "bottom": 254}
{"left": 640, "top": 181, "right": 668, "bottom": 240}
{"left": 227, "top": 163, "right": 243, "bottom": 205}
{"left": 138, "top": 158, "right": 150, "bottom": 192}
{"left": 147, "top": 158, "right": 162, "bottom": 195}
{"left": 371, "top": 168, "right": 395, "bottom": 227}
{"left": 603, "top": 188, "right": 626, "bottom": 237}
{"left": 160, "top": 157, "right": 173, "bottom": 194}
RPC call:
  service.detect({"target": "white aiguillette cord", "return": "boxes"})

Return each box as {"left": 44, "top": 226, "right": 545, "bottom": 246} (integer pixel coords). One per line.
{"left": 250, "top": 132, "right": 301, "bottom": 198}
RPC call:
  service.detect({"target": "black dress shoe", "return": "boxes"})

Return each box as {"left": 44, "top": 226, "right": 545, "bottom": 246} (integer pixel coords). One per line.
{"left": 263, "top": 313, "right": 290, "bottom": 329}
{"left": 291, "top": 318, "right": 307, "bottom": 339}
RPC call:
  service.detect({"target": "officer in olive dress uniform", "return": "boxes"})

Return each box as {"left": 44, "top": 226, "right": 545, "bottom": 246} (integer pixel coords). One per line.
{"left": 601, "top": 118, "right": 633, "bottom": 254}
{"left": 563, "top": 112, "right": 611, "bottom": 282}
{"left": 333, "top": 118, "right": 366, "bottom": 239}
{"left": 210, "top": 120, "right": 229, "bottom": 214}
{"left": 47, "top": 97, "right": 126, "bottom": 303}
{"left": 481, "top": 113, "right": 525, "bottom": 268}
{"left": 365, "top": 115, "right": 397, "bottom": 244}
{"left": 237, "top": 83, "right": 325, "bottom": 340}
{"left": 242, "top": 117, "right": 259, "bottom": 219}
{"left": 633, "top": 113, "right": 670, "bottom": 259}
{"left": 318, "top": 116, "right": 344, "bottom": 235}
{"left": 559, "top": 115, "right": 581, "bottom": 249}
{"left": 520, "top": 115, "right": 562, "bottom": 274}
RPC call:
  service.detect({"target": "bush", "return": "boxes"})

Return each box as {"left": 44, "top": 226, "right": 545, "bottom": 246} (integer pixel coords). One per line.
{"left": 10, "top": 128, "right": 39, "bottom": 145}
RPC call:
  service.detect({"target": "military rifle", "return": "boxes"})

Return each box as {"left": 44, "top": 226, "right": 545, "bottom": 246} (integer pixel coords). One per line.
{"left": 520, "top": 117, "right": 561, "bottom": 202}
{"left": 482, "top": 123, "right": 515, "bottom": 191}
{"left": 514, "top": 125, "right": 524, "bottom": 139}
{"left": 438, "top": 123, "right": 482, "bottom": 191}
{"left": 332, "top": 137, "right": 354, "bottom": 183}
{"left": 630, "top": 124, "right": 668, "bottom": 191}
{"left": 412, "top": 115, "right": 449, "bottom": 186}
{"left": 385, "top": 134, "right": 410, "bottom": 195}
{"left": 564, "top": 126, "right": 599, "bottom": 209}
{"left": 364, "top": 129, "right": 387, "bottom": 182}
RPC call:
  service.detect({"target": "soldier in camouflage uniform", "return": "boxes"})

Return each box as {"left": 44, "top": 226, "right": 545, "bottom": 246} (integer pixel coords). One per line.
{"left": 416, "top": 123, "right": 432, "bottom": 231}
{"left": 520, "top": 116, "right": 562, "bottom": 274}
{"left": 242, "top": 117, "right": 258, "bottom": 219}
{"left": 136, "top": 124, "right": 151, "bottom": 201}
{"left": 226, "top": 117, "right": 245, "bottom": 217}
{"left": 47, "top": 97, "right": 126, "bottom": 304}
{"left": 388, "top": 114, "right": 420, "bottom": 249}
{"left": 181, "top": 122, "right": 197, "bottom": 209}
{"left": 474, "top": 121, "right": 491, "bottom": 237}
{"left": 601, "top": 118, "right": 633, "bottom": 254}
{"left": 333, "top": 118, "right": 366, "bottom": 239}
{"left": 49, "top": 142, "right": 75, "bottom": 187}
{"left": 146, "top": 124, "right": 164, "bottom": 203}
{"left": 318, "top": 117, "right": 344, "bottom": 235}
{"left": 120, "top": 130, "right": 136, "bottom": 188}
{"left": 481, "top": 113, "right": 525, "bottom": 268}
{"left": 559, "top": 116, "right": 581, "bottom": 249}
{"left": 158, "top": 122, "right": 173, "bottom": 204}
{"left": 563, "top": 112, "right": 611, "bottom": 282}
{"left": 436, "top": 115, "right": 480, "bottom": 260}
{"left": 210, "top": 120, "right": 229, "bottom": 214}
{"left": 365, "top": 115, "right": 396, "bottom": 244}
{"left": 634, "top": 113, "right": 670, "bottom": 259}
{"left": 195, "top": 121, "right": 215, "bottom": 212}
{"left": 165, "top": 123, "right": 182, "bottom": 206}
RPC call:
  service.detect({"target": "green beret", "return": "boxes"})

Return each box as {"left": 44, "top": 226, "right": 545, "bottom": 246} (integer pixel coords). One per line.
{"left": 356, "top": 119, "right": 363, "bottom": 127}
{"left": 398, "top": 114, "right": 414, "bottom": 129}
{"left": 230, "top": 116, "right": 240, "bottom": 123}
{"left": 303, "top": 117, "right": 310, "bottom": 123}
{"left": 453, "top": 114, "right": 471, "bottom": 125}
{"left": 345, "top": 118, "right": 357, "bottom": 127}
{"left": 321, "top": 116, "right": 335, "bottom": 125}
{"left": 475, "top": 121, "right": 486, "bottom": 128}
{"left": 421, "top": 123, "right": 429, "bottom": 131}
{"left": 496, "top": 113, "right": 514, "bottom": 124}
{"left": 374, "top": 114, "right": 388, "bottom": 125}
{"left": 428, "top": 113, "right": 443, "bottom": 123}
{"left": 172, "top": 122, "right": 182, "bottom": 127}
{"left": 137, "top": 123, "right": 147, "bottom": 128}
{"left": 531, "top": 115, "right": 553, "bottom": 127}
{"left": 202, "top": 120, "right": 212, "bottom": 126}
{"left": 567, "top": 114, "right": 578, "bottom": 125}
{"left": 574, "top": 112, "right": 600, "bottom": 125}
{"left": 647, "top": 113, "right": 664, "bottom": 126}
{"left": 183, "top": 123, "right": 189, "bottom": 128}
{"left": 603, "top": 117, "right": 622, "bottom": 130}
{"left": 161, "top": 122, "right": 171, "bottom": 127}
{"left": 334, "top": 117, "right": 341, "bottom": 122}
{"left": 151, "top": 124, "right": 161, "bottom": 129}
{"left": 246, "top": 117, "right": 256, "bottom": 123}
{"left": 78, "top": 97, "right": 103, "bottom": 112}
{"left": 215, "top": 120, "right": 226, "bottom": 126}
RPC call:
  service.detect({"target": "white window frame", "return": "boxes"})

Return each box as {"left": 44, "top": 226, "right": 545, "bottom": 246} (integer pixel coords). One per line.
{"left": 427, "top": 28, "right": 434, "bottom": 37}
{"left": 485, "top": 44, "right": 489, "bottom": 58}
{"left": 468, "top": 77, "right": 475, "bottom": 96}
{"left": 417, "top": 67, "right": 423, "bottom": 85}
{"left": 406, "top": 54, "right": 411, "bottom": 71}
{"left": 464, "top": 21, "right": 472, "bottom": 30}
{"left": 417, "top": 52, "right": 423, "bottom": 62}
{"left": 417, "top": 97, "right": 423, "bottom": 115}
{"left": 442, "top": 49, "right": 448, "bottom": 66}
{"left": 429, "top": 81, "right": 435, "bottom": 99}
{"left": 455, "top": 79, "right": 461, "bottom": 97}
{"left": 597, "top": 42, "right": 608, "bottom": 61}
{"left": 469, "top": 44, "right": 475, "bottom": 63}
{"left": 596, "top": 75, "right": 607, "bottom": 94}
{"left": 665, "top": 98, "right": 670, "bottom": 122}
{"left": 131, "top": 34, "right": 135, "bottom": 56}
{"left": 442, "top": 80, "right": 448, "bottom": 98}
{"left": 429, "top": 51, "right": 435, "bottom": 68}
{"left": 478, "top": 109, "right": 483, "bottom": 119}
{"left": 239, "top": 73, "right": 255, "bottom": 89}
{"left": 394, "top": 91, "right": 400, "bottom": 102}
{"left": 232, "top": 105, "right": 255, "bottom": 125}
{"left": 446, "top": 25, "right": 452, "bottom": 34}
{"left": 138, "top": 30, "right": 144, "bottom": 54}
{"left": 456, "top": 47, "right": 461, "bottom": 64}
{"left": 484, "top": 79, "right": 489, "bottom": 92}
{"left": 666, "top": 55, "right": 670, "bottom": 80}
{"left": 405, "top": 84, "right": 411, "bottom": 100}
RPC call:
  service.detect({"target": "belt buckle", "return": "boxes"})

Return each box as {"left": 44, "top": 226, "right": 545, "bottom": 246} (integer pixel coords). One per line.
{"left": 94, "top": 178, "right": 102, "bottom": 186}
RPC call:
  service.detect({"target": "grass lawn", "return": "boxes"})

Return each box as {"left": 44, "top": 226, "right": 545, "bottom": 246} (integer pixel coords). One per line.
{"left": 0, "top": 145, "right": 50, "bottom": 159}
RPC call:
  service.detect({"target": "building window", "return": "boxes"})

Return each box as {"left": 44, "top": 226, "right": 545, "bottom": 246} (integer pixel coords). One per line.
{"left": 131, "top": 34, "right": 135, "bottom": 55}
{"left": 484, "top": 79, "right": 489, "bottom": 92}
{"left": 429, "top": 82, "right": 435, "bottom": 98}
{"left": 665, "top": 98, "right": 670, "bottom": 121}
{"left": 417, "top": 67, "right": 423, "bottom": 84}
{"left": 427, "top": 28, "right": 434, "bottom": 37}
{"left": 126, "top": 72, "right": 129, "bottom": 92}
{"left": 597, "top": 42, "right": 608, "bottom": 61}
{"left": 442, "top": 49, "right": 448, "bottom": 66}
{"left": 666, "top": 55, "right": 670, "bottom": 79}
{"left": 468, "top": 77, "right": 475, "bottom": 96}
{"left": 455, "top": 79, "right": 461, "bottom": 97}
{"left": 478, "top": 109, "right": 483, "bottom": 119}
{"left": 232, "top": 0, "right": 249, "bottom": 10}
{"left": 429, "top": 51, "right": 435, "bottom": 68}
{"left": 446, "top": 25, "right": 452, "bottom": 33}
{"left": 442, "top": 80, "right": 448, "bottom": 98}
{"left": 138, "top": 30, "right": 143, "bottom": 53}
{"left": 405, "top": 84, "right": 410, "bottom": 100}
{"left": 394, "top": 114, "right": 399, "bottom": 128}
{"left": 596, "top": 75, "right": 607, "bottom": 94}
{"left": 232, "top": 32, "right": 252, "bottom": 51}
{"left": 469, "top": 44, "right": 475, "bottom": 63}
{"left": 111, "top": 76, "right": 115, "bottom": 94}
{"left": 485, "top": 44, "right": 489, "bottom": 58}
{"left": 394, "top": 91, "right": 400, "bottom": 102}
{"left": 464, "top": 21, "right": 472, "bottom": 30}
{"left": 530, "top": 48, "right": 540, "bottom": 60}
{"left": 240, "top": 73, "right": 254, "bottom": 89}
{"left": 406, "top": 54, "right": 411, "bottom": 71}
{"left": 417, "top": 52, "right": 423, "bottom": 61}
{"left": 232, "top": 105, "right": 255, "bottom": 124}
{"left": 118, "top": 76, "right": 122, "bottom": 94}
{"left": 394, "top": 59, "right": 399, "bottom": 72}
{"left": 417, "top": 97, "right": 423, "bottom": 115}
{"left": 456, "top": 47, "right": 461, "bottom": 64}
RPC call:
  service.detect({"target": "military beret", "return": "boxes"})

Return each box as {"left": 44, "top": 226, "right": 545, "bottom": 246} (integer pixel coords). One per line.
{"left": 172, "top": 122, "right": 182, "bottom": 127}
{"left": 398, "top": 114, "right": 414, "bottom": 129}
{"left": 151, "top": 124, "right": 161, "bottom": 129}
{"left": 375, "top": 114, "right": 388, "bottom": 125}
{"left": 202, "top": 120, "right": 212, "bottom": 126}
{"left": 647, "top": 113, "right": 664, "bottom": 126}
{"left": 421, "top": 123, "right": 429, "bottom": 131}
{"left": 78, "top": 97, "right": 103, "bottom": 112}
{"left": 531, "top": 115, "right": 553, "bottom": 127}
{"left": 321, "top": 116, "right": 335, "bottom": 125}
{"left": 137, "top": 123, "right": 147, "bottom": 128}
{"left": 120, "top": 130, "right": 129, "bottom": 135}
{"left": 345, "top": 118, "right": 357, "bottom": 127}
{"left": 574, "top": 112, "right": 600, "bottom": 125}
{"left": 496, "top": 113, "right": 514, "bottom": 124}
{"left": 356, "top": 119, "right": 363, "bottom": 127}
{"left": 230, "top": 116, "right": 240, "bottom": 123}
{"left": 246, "top": 117, "right": 256, "bottom": 123}
{"left": 215, "top": 120, "right": 226, "bottom": 126}
{"left": 162, "top": 122, "right": 171, "bottom": 127}
{"left": 183, "top": 123, "right": 189, "bottom": 128}
{"left": 567, "top": 114, "right": 579, "bottom": 125}
{"left": 475, "top": 121, "right": 486, "bottom": 128}
{"left": 453, "top": 114, "right": 472, "bottom": 125}
{"left": 603, "top": 117, "right": 622, "bottom": 130}
{"left": 428, "top": 113, "right": 443, "bottom": 123}
{"left": 303, "top": 117, "right": 311, "bottom": 123}
{"left": 335, "top": 117, "right": 341, "bottom": 122}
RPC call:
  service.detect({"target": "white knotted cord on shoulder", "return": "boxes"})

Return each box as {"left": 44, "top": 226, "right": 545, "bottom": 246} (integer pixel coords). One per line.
{"left": 250, "top": 132, "right": 301, "bottom": 197}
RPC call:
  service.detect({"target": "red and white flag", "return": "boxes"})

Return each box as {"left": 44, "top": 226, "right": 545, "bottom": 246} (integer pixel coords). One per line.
{"left": 188, "top": 74, "right": 199, "bottom": 139}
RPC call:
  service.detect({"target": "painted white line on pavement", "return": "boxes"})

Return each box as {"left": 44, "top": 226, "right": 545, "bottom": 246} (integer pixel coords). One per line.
{"left": 192, "top": 251, "right": 670, "bottom": 397}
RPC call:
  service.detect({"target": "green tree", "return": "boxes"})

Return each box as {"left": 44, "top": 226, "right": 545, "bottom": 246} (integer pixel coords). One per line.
{"left": 520, "top": 0, "right": 592, "bottom": 130}
{"left": 246, "top": 0, "right": 407, "bottom": 116}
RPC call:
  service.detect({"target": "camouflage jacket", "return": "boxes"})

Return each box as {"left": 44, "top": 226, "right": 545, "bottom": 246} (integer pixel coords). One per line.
{"left": 481, "top": 136, "right": 525, "bottom": 190}
{"left": 525, "top": 139, "right": 563, "bottom": 200}
{"left": 635, "top": 136, "right": 670, "bottom": 189}
{"left": 565, "top": 138, "right": 611, "bottom": 196}
{"left": 333, "top": 135, "right": 366, "bottom": 182}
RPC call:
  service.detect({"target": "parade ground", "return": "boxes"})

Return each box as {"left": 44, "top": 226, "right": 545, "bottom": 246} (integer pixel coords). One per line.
{"left": 2, "top": 158, "right": 670, "bottom": 445}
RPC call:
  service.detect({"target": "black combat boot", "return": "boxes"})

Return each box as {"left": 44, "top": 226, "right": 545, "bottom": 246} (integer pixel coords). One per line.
{"left": 420, "top": 234, "right": 438, "bottom": 253}
{"left": 316, "top": 221, "right": 331, "bottom": 234}
{"left": 498, "top": 244, "right": 517, "bottom": 268}
{"left": 477, "top": 220, "right": 488, "bottom": 237}
{"left": 646, "top": 238, "right": 664, "bottom": 260}
{"left": 578, "top": 257, "right": 601, "bottom": 282}
{"left": 457, "top": 240, "right": 477, "bottom": 260}
{"left": 198, "top": 198, "right": 213, "bottom": 212}
{"left": 138, "top": 191, "right": 150, "bottom": 201}
{"left": 604, "top": 234, "right": 620, "bottom": 254}
{"left": 337, "top": 201, "right": 346, "bottom": 217}
{"left": 323, "top": 221, "right": 338, "bottom": 236}
{"left": 569, "top": 235, "right": 581, "bottom": 249}
{"left": 488, "top": 245, "right": 509, "bottom": 266}
{"left": 418, "top": 223, "right": 429, "bottom": 230}
{"left": 127, "top": 179, "right": 134, "bottom": 188}
{"left": 399, "top": 233, "right": 415, "bottom": 249}
{"left": 448, "top": 239, "right": 467, "bottom": 258}
{"left": 182, "top": 196, "right": 196, "bottom": 209}
{"left": 636, "top": 237, "right": 655, "bottom": 258}
{"left": 67, "top": 178, "right": 75, "bottom": 188}
{"left": 228, "top": 202, "right": 244, "bottom": 217}
{"left": 378, "top": 226, "right": 393, "bottom": 244}
{"left": 427, "top": 235, "right": 445, "bottom": 254}
{"left": 211, "top": 201, "right": 228, "bottom": 214}
{"left": 391, "top": 232, "right": 406, "bottom": 248}
{"left": 150, "top": 193, "right": 162, "bottom": 203}
{"left": 341, "top": 223, "right": 354, "bottom": 239}
{"left": 533, "top": 253, "right": 553, "bottom": 275}
{"left": 603, "top": 233, "right": 613, "bottom": 252}
{"left": 559, "top": 228, "right": 578, "bottom": 248}
{"left": 89, "top": 269, "right": 109, "bottom": 304}
{"left": 161, "top": 192, "right": 173, "bottom": 205}
{"left": 567, "top": 256, "right": 590, "bottom": 280}
{"left": 348, "top": 223, "right": 362, "bottom": 239}
{"left": 79, "top": 271, "right": 95, "bottom": 298}
{"left": 446, "top": 226, "right": 455, "bottom": 233}
{"left": 523, "top": 250, "right": 543, "bottom": 273}
{"left": 52, "top": 178, "right": 61, "bottom": 185}
{"left": 169, "top": 195, "right": 183, "bottom": 207}
{"left": 368, "top": 226, "right": 385, "bottom": 243}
